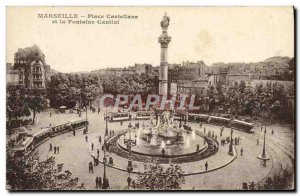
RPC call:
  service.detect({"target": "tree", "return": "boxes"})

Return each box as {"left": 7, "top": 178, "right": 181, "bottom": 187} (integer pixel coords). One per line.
{"left": 25, "top": 94, "right": 49, "bottom": 124}
{"left": 7, "top": 151, "right": 85, "bottom": 190}
{"left": 132, "top": 164, "right": 185, "bottom": 190}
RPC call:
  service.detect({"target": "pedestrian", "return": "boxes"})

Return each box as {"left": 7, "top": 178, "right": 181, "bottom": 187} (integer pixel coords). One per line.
{"left": 109, "top": 157, "right": 114, "bottom": 165}
{"left": 91, "top": 143, "right": 94, "bottom": 151}
{"left": 112, "top": 130, "right": 114, "bottom": 136}
{"left": 196, "top": 144, "right": 200, "bottom": 151}
{"left": 263, "top": 159, "right": 267, "bottom": 167}
{"left": 88, "top": 162, "right": 92, "bottom": 173}
{"left": 110, "top": 130, "right": 112, "bottom": 136}
{"left": 162, "top": 148, "right": 165, "bottom": 156}
{"left": 85, "top": 135, "right": 88, "bottom": 142}
{"left": 257, "top": 138, "right": 259, "bottom": 146}
{"left": 272, "top": 129, "right": 274, "bottom": 135}
{"left": 54, "top": 146, "right": 57, "bottom": 154}
{"left": 73, "top": 129, "right": 76, "bottom": 136}
{"left": 50, "top": 112, "right": 52, "bottom": 117}
{"left": 97, "top": 149, "right": 100, "bottom": 157}
{"left": 261, "top": 126, "right": 262, "bottom": 132}
{"left": 57, "top": 146, "right": 60, "bottom": 154}
{"left": 95, "top": 177, "right": 99, "bottom": 188}
{"left": 96, "top": 156, "right": 99, "bottom": 166}
{"left": 49, "top": 143, "right": 53, "bottom": 152}
{"left": 204, "top": 127, "right": 206, "bottom": 134}
{"left": 89, "top": 161, "right": 94, "bottom": 173}
{"left": 93, "top": 156, "right": 97, "bottom": 166}
{"left": 127, "top": 176, "right": 132, "bottom": 187}
{"left": 205, "top": 161, "right": 208, "bottom": 171}
{"left": 98, "top": 177, "right": 102, "bottom": 189}
{"left": 107, "top": 178, "right": 110, "bottom": 189}
{"left": 98, "top": 108, "right": 100, "bottom": 114}
{"left": 120, "top": 120, "right": 123, "bottom": 126}
{"left": 240, "top": 148, "right": 243, "bottom": 156}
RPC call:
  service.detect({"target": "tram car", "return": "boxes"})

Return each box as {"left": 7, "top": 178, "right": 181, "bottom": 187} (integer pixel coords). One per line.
{"left": 32, "top": 128, "right": 52, "bottom": 148}
{"left": 50, "top": 123, "right": 71, "bottom": 137}
{"left": 188, "top": 113, "right": 209, "bottom": 123}
{"left": 11, "top": 128, "right": 50, "bottom": 157}
{"left": 208, "top": 116, "right": 231, "bottom": 127}
{"left": 135, "top": 111, "right": 155, "bottom": 120}
{"left": 10, "top": 134, "right": 34, "bottom": 157}
{"left": 231, "top": 119, "right": 254, "bottom": 133}
{"left": 108, "top": 112, "right": 131, "bottom": 122}
{"left": 10, "top": 119, "right": 89, "bottom": 158}
{"left": 70, "top": 119, "right": 88, "bottom": 130}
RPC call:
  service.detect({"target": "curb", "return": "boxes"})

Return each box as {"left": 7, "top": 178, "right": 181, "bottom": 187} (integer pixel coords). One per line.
{"left": 88, "top": 131, "right": 237, "bottom": 176}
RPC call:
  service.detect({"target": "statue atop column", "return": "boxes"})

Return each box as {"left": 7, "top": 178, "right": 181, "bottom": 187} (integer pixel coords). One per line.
{"left": 160, "top": 12, "right": 170, "bottom": 31}
{"left": 158, "top": 12, "right": 171, "bottom": 95}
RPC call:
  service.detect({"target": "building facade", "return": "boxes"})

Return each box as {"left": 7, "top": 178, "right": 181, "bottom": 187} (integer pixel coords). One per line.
{"left": 7, "top": 45, "right": 50, "bottom": 89}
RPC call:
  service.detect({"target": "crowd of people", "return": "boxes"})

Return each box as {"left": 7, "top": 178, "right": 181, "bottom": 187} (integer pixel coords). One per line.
{"left": 49, "top": 143, "right": 60, "bottom": 154}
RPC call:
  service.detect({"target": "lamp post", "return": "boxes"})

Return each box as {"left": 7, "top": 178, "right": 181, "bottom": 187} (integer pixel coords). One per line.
{"left": 128, "top": 123, "right": 133, "bottom": 169}
{"left": 228, "top": 128, "right": 234, "bottom": 156}
{"left": 85, "top": 103, "right": 88, "bottom": 132}
{"left": 102, "top": 110, "right": 109, "bottom": 189}
{"left": 262, "top": 125, "right": 267, "bottom": 158}
{"left": 102, "top": 135, "right": 109, "bottom": 189}
{"left": 179, "top": 114, "right": 182, "bottom": 128}
{"left": 105, "top": 110, "right": 108, "bottom": 136}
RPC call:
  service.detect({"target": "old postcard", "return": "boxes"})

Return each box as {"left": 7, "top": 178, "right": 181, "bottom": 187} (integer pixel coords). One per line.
{"left": 6, "top": 6, "right": 295, "bottom": 191}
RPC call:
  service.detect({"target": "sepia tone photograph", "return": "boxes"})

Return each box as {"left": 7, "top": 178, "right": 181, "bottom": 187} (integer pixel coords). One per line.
{"left": 6, "top": 6, "right": 295, "bottom": 191}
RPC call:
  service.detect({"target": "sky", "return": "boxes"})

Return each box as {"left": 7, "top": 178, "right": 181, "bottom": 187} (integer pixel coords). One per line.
{"left": 7, "top": 6, "right": 294, "bottom": 73}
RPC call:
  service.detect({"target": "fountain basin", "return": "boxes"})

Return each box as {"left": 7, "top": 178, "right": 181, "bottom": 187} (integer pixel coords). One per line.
{"left": 117, "top": 130, "right": 207, "bottom": 157}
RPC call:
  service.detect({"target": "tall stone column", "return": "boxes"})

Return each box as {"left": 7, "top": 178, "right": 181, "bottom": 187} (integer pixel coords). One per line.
{"left": 158, "top": 13, "right": 171, "bottom": 96}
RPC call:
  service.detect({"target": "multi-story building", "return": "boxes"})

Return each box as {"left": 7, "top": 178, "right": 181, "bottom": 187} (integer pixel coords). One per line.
{"left": 105, "top": 63, "right": 153, "bottom": 76}
{"left": 7, "top": 45, "right": 50, "bottom": 89}
{"left": 169, "top": 61, "right": 209, "bottom": 95}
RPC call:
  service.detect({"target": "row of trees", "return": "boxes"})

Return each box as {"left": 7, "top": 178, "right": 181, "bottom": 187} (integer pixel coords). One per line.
{"left": 46, "top": 73, "right": 103, "bottom": 108}
{"left": 6, "top": 71, "right": 293, "bottom": 127}
{"left": 203, "top": 80, "right": 292, "bottom": 122}
{"left": 46, "top": 72, "right": 158, "bottom": 108}
{"left": 6, "top": 86, "right": 49, "bottom": 128}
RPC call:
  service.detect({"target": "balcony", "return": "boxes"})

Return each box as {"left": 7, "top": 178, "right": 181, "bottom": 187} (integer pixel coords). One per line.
{"left": 33, "top": 78, "right": 43, "bottom": 81}
{"left": 32, "top": 70, "right": 43, "bottom": 74}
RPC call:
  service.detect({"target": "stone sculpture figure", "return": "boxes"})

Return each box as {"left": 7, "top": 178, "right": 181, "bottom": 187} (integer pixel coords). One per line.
{"left": 160, "top": 12, "right": 170, "bottom": 31}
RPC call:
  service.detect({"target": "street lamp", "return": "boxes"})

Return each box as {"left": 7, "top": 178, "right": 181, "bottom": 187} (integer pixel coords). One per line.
{"left": 102, "top": 110, "right": 109, "bottom": 189}
{"left": 127, "top": 123, "right": 133, "bottom": 170}
{"left": 102, "top": 134, "right": 109, "bottom": 189}
{"left": 262, "top": 125, "right": 267, "bottom": 158}
{"left": 179, "top": 114, "right": 182, "bottom": 128}
{"left": 257, "top": 124, "right": 269, "bottom": 161}
{"left": 85, "top": 103, "right": 88, "bottom": 132}
{"left": 105, "top": 110, "right": 108, "bottom": 136}
{"left": 228, "top": 128, "right": 234, "bottom": 156}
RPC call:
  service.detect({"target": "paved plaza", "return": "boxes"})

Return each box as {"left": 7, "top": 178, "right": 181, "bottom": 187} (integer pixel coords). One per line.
{"left": 22, "top": 108, "right": 295, "bottom": 190}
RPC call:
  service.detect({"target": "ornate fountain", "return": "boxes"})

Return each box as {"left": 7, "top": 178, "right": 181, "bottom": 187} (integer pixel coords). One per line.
{"left": 139, "top": 110, "right": 184, "bottom": 147}
{"left": 112, "top": 109, "right": 218, "bottom": 162}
